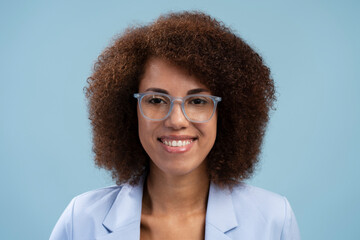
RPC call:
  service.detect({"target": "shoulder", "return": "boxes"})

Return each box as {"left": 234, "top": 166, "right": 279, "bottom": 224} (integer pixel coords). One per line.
{"left": 229, "top": 184, "right": 301, "bottom": 239}
{"left": 69, "top": 185, "right": 125, "bottom": 226}
{"left": 72, "top": 185, "right": 123, "bottom": 210}
{"left": 50, "top": 185, "right": 124, "bottom": 240}
{"left": 230, "top": 183, "right": 289, "bottom": 222}
{"left": 232, "top": 183, "right": 287, "bottom": 211}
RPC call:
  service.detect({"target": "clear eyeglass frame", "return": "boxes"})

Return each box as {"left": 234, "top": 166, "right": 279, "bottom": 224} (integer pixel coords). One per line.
{"left": 133, "top": 92, "right": 222, "bottom": 123}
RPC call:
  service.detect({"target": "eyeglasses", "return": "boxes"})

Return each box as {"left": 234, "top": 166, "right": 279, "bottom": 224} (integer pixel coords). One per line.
{"left": 134, "top": 92, "right": 221, "bottom": 123}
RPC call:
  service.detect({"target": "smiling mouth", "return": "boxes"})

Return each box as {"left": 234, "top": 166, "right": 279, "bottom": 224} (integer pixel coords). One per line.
{"left": 158, "top": 137, "right": 197, "bottom": 147}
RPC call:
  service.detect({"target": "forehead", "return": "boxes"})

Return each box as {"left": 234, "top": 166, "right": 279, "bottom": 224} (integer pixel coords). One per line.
{"left": 138, "top": 58, "right": 208, "bottom": 95}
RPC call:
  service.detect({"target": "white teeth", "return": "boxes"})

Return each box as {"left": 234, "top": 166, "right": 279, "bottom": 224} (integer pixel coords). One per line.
{"left": 162, "top": 139, "right": 193, "bottom": 147}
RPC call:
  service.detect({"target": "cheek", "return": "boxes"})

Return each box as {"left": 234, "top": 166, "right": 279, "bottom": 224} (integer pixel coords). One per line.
{"left": 137, "top": 109, "right": 147, "bottom": 147}
{"left": 197, "top": 117, "right": 218, "bottom": 148}
{"left": 204, "top": 116, "right": 218, "bottom": 138}
{"left": 137, "top": 111, "right": 157, "bottom": 149}
{"left": 208, "top": 123, "right": 217, "bottom": 145}
{"left": 207, "top": 118, "right": 218, "bottom": 150}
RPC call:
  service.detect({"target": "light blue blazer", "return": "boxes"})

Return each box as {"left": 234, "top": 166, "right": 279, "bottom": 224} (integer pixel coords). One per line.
{"left": 50, "top": 179, "right": 300, "bottom": 240}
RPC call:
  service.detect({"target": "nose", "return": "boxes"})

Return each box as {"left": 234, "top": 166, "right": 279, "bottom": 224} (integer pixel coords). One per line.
{"left": 164, "top": 102, "right": 189, "bottom": 130}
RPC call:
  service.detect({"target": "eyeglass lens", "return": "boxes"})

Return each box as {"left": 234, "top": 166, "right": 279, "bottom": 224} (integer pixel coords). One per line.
{"left": 140, "top": 94, "right": 215, "bottom": 122}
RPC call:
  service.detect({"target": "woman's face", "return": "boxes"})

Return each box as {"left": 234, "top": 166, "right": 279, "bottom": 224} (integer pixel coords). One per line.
{"left": 137, "top": 58, "right": 217, "bottom": 178}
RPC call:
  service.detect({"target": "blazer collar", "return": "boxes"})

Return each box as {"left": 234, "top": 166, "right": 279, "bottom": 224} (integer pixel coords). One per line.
{"left": 205, "top": 183, "right": 238, "bottom": 240}
{"left": 98, "top": 179, "right": 238, "bottom": 240}
{"left": 99, "top": 178, "right": 144, "bottom": 240}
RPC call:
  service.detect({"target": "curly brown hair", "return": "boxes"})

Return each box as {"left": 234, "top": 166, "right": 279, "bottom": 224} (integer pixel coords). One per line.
{"left": 85, "top": 11, "right": 276, "bottom": 187}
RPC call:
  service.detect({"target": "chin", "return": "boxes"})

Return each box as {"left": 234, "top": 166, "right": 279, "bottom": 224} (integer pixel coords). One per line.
{"left": 150, "top": 156, "right": 207, "bottom": 178}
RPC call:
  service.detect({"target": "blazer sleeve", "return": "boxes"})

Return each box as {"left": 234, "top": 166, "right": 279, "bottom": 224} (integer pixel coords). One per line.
{"left": 280, "top": 197, "right": 301, "bottom": 240}
{"left": 49, "top": 197, "right": 76, "bottom": 240}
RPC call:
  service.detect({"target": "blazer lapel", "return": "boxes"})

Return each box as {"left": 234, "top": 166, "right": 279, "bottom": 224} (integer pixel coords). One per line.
{"left": 97, "top": 179, "right": 144, "bottom": 240}
{"left": 95, "top": 179, "right": 238, "bottom": 240}
{"left": 205, "top": 183, "right": 238, "bottom": 240}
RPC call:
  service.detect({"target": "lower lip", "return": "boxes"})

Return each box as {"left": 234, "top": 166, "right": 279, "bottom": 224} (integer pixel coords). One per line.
{"left": 160, "top": 140, "right": 195, "bottom": 153}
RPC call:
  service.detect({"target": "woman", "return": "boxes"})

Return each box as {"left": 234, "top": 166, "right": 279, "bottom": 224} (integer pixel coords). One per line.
{"left": 50, "top": 11, "right": 300, "bottom": 240}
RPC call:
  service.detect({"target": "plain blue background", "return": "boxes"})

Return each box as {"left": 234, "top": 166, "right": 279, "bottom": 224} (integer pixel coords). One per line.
{"left": 1, "top": 0, "right": 359, "bottom": 239}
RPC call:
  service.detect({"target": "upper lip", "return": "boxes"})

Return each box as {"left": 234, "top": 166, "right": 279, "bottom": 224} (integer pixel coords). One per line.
{"left": 158, "top": 135, "right": 197, "bottom": 140}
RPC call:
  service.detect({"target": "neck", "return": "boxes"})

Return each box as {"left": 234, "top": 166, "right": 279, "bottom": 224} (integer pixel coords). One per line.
{"left": 142, "top": 163, "right": 210, "bottom": 216}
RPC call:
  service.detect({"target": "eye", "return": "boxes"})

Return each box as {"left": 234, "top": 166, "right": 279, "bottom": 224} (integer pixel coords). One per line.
{"left": 145, "top": 95, "right": 168, "bottom": 104}
{"left": 149, "top": 98, "right": 165, "bottom": 104}
{"left": 188, "top": 97, "right": 210, "bottom": 105}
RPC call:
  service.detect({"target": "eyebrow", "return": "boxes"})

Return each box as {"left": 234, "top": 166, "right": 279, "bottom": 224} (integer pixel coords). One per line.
{"left": 145, "top": 88, "right": 210, "bottom": 95}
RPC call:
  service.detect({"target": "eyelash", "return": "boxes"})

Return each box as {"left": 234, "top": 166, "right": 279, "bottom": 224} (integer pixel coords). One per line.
{"left": 148, "top": 97, "right": 167, "bottom": 104}
{"left": 188, "top": 98, "right": 208, "bottom": 105}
